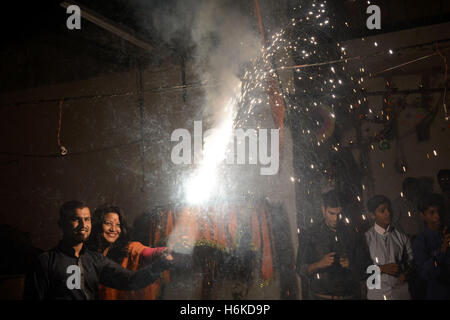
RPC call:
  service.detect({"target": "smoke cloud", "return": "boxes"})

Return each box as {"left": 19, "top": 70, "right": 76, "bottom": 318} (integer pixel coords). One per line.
{"left": 150, "top": 0, "right": 260, "bottom": 124}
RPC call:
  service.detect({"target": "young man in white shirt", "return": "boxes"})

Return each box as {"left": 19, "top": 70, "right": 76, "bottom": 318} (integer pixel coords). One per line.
{"left": 365, "top": 195, "right": 414, "bottom": 300}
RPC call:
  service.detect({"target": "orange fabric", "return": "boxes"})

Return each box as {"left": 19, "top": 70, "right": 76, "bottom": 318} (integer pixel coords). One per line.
{"left": 99, "top": 242, "right": 163, "bottom": 300}
{"left": 165, "top": 209, "right": 174, "bottom": 237}
{"left": 153, "top": 229, "right": 161, "bottom": 247}
{"left": 146, "top": 204, "right": 276, "bottom": 287}
{"left": 211, "top": 208, "right": 227, "bottom": 247}
{"left": 162, "top": 270, "right": 170, "bottom": 283}
{"left": 260, "top": 207, "right": 274, "bottom": 280}
{"left": 198, "top": 212, "right": 211, "bottom": 241}
{"left": 179, "top": 208, "right": 192, "bottom": 242}
{"left": 251, "top": 209, "right": 261, "bottom": 249}
{"left": 217, "top": 211, "right": 227, "bottom": 247}
{"left": 187, "top": 209, "right": 198, "bottom": 245}
{"left": 211, "top": 208, "right": 218, "bottom": 243}
{"left": 228, "top": 208, "right": 237, "bottom": 243}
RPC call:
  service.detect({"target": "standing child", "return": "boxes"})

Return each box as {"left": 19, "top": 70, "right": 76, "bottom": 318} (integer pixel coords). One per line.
{"left": 365, "top": 195, "right": 413, "bottom": 300}
{"left": 413, "top": 193, "right": 450, "bottom": 300}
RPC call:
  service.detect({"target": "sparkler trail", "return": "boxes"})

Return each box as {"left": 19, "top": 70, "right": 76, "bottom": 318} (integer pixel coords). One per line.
{"left": 235, "top": 0, "right": 368, "bottom": 142}
{"left": 184, "top": 0, "right": 369, "bottom": 205}
{"left": 185, "top": 83, "right": 242, "bottom": 204}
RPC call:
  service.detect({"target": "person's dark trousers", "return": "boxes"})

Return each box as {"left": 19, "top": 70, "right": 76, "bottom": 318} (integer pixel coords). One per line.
{"left": 409, "top": 236, "right": 426, "bottom": 300}
{"left": 409, "top": 265, "right": 426, "bottom": 300}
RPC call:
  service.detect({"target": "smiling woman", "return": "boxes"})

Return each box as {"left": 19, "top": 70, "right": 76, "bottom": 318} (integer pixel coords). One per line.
{"left": 88, "top": 205, "right": 130, "bottom": 262}
{"left": 87, "top": 204, "right": 172, "bottom": 299}
{"left": 102, "top": 212, "right": 122, "bottom": 248}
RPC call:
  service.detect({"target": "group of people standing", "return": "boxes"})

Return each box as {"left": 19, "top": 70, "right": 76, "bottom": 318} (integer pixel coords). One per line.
{"left": 296, "top": 170, "right": 450, "bottom": 300}
{"left": 24, "top": 170, "right": 450, "bottom": 300}
{"left": 24, "top": 201, "right": 174, "bottom": 300}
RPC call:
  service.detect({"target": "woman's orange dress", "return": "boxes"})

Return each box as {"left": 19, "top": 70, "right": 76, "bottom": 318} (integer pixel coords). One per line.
{"left": 98, "top": 241, "right": 168, "bottom": 300}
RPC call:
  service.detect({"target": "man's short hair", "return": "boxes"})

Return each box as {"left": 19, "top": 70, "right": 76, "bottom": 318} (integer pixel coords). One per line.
{"left": 322, "top": 190, "right": 342, "bottom": 209}
{"left": 437, "top": 169, "right": 450, "bottom": 181}
{"left": 367, "top": 195, "right": 391, "bottom": 213}
{"left": 402, "top": 177, "right": 419, "bottom": 191}
{"left": 58, "top": 200, "right": 89, "bottom": 226}
{"left": 417, "top": 193, "right": 444, "bottom": 213}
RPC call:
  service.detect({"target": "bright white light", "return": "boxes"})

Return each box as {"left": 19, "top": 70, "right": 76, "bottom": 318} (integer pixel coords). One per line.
{"left": 185, "top": 165, "right": 217, "bottom": 204}
{"left": 185, "top": 84, "right": 240, "bottom": 204}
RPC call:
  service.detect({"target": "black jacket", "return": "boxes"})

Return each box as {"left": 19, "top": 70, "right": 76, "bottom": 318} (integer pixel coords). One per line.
{"left": 296, "top": 220, "right": 372, "bottom": 297}
{"left": 24, "top": 241, "right": 167, "bottom": 300}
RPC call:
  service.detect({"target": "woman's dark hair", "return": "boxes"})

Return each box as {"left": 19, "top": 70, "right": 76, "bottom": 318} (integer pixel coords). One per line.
{"left": 86, "top": 204, "right": 130, "bottom": 263}
{"left": 367, "top": 195, "right": 391, "bottom": 214}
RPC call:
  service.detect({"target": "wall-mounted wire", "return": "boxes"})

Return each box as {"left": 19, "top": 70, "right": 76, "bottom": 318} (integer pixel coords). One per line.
{"left": 57, "top": 100, "right": 68, "bottom": 156}
{"left": 435, "top": 43, "right": 449, "bottom": 121}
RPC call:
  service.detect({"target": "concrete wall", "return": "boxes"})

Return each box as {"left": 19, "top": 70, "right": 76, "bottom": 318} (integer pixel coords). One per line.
{"left": 0, "top": 62, "right": 185, "bottom": 249}
{"left": 342, "top": 22, "right": 450, "bottom": 206}
{"left": 0, "top": 53, "right": 298, "bottom": 298}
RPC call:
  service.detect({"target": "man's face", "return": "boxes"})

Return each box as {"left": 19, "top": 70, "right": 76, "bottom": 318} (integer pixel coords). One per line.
{"left": 322, "top": 206, "right": 342, "bottom": 231}
{"left": 62, "top": 207, "right": 91, "bottom": 243}
{"left": 421, "top": 206, "right": 441, "bottom": 231}
{"left": 438, "top": 173, "right": 450, "bottom": 193}
{"left": 371, "top": 203, "right": 392, "bottom": 228}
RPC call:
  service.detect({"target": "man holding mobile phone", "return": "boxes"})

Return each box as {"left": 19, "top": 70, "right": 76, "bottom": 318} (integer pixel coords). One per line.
{"left": 296, "top": 190, "right": 372, "bottom": 300}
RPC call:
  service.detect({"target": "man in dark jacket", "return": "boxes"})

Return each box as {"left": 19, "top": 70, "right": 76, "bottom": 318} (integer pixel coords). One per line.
{"left": 24, "top": 200, "right": 172, "bottom": 300}
{"left": 296, "top": 190, "right": 372, "bottom": 299}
